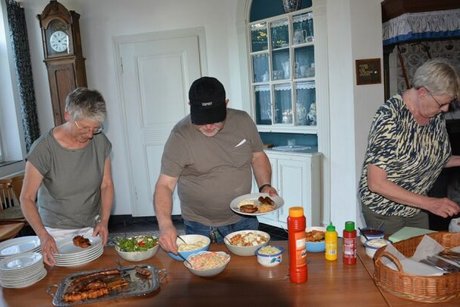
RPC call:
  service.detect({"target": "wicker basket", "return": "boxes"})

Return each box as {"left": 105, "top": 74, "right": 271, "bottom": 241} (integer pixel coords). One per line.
{"left": 373, "top": 232, "right": 460, "bottom": 303}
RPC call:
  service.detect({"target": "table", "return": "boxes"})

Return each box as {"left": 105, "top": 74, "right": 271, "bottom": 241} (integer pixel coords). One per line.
{"left": 0, "top": 241, "right": 388, "bottom": 307}
{"left": 357, "top": 242, "right": 460, "bottom": 307}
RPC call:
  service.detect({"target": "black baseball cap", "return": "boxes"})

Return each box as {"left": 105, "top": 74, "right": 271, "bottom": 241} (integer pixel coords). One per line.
{"left": 189, "top": 77, "right": 226, "bottom": 125}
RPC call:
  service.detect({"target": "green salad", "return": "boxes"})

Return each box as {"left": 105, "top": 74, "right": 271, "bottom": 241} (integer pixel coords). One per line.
{"left": 115, "top": 235, "right": 158, "bottom": 252}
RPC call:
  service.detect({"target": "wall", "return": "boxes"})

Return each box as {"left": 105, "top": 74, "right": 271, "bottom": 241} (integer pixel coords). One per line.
{"left": 7, "top": 0, "right": 385, "bottom": 231}
{"left": 327, "top": 0, "right": 384, "bottom": 230}
{"left": 19, "top": 0, "right": 243, "bottom": 214}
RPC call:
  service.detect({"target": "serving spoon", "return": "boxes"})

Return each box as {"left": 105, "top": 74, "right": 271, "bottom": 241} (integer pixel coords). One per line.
{"left": 358, "top": 227, "right": 369, "bottom": 241}
{"left": 177, "top": 235, "right": 187, "bottom": 244}
{"left": 175, "top": 252, "right": 193, "bottom": 268}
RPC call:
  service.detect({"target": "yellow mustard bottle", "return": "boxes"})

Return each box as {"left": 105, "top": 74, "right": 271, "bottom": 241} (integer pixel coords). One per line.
{"left": 325, "top": 222, "right": 338, "bottom": 261}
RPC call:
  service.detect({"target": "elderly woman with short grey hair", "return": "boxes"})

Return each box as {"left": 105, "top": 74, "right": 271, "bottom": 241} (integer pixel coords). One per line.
{"left": 359, "top": 58, "right": 460, "bottom": 236}
{"left": 20, "top": 87, "right": 114, "bottom": 266}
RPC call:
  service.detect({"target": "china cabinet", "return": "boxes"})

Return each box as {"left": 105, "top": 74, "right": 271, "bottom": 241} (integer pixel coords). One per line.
{"left": 249, "top": 7, "right": 319, "bottom": 134}
{"left": 257, "top": 151, "right": 321, "bottom": 229}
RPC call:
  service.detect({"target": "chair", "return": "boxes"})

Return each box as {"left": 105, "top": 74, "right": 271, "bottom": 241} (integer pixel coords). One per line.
{"left": 0, "top": 179, "right": 26, "bottom": 224}
{"left": 0, "top": 178, "right": 26, "bottom": 241}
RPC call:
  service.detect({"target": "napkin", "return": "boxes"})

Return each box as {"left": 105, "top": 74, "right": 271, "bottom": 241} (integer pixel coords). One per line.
{"left": 379, "top": 235, "right": 445, "bottom": 276}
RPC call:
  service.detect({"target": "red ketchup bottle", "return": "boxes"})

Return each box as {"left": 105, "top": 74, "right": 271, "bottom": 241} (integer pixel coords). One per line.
{"left": 343, "top": 221, "right": 357, "bottom": 265}
{"left": 288, "top": 206, "right": 308, "bottom": 283}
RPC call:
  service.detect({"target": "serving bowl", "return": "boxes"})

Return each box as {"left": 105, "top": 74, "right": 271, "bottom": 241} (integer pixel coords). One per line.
{"left": 167, "top": 234, "right": 210, "bottom": 261}
{"left": 224, "top": 230, "right": 270, "bottom": 256}
{"left": 256, "top": 245, "right": 284, "bottom": 267}
{"left": 364, "top": 238, "right": 391, "bottom": 258}
{"left": 359, "top": 228, "right": 384, "bottom": 245}
{"left": 184, "top": 251, "right": 231, "bottom": 277}
{"left": 305, "top": 226, "right": 326, "bottom": 252}
{"left": 114, "top": 235, "right": 159, "bottom": 262}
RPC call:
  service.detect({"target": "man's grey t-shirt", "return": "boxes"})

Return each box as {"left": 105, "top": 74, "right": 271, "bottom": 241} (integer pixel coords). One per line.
{"left": 27, "top": 129, "right": 112, "bottom": 228}
{"left": 161, "top": 108, "right": 264, "bottom": 226}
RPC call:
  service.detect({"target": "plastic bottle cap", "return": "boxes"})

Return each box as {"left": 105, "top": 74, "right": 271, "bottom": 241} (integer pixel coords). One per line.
{"left": 326, "top": 223, "right": 335, "bottom": 231}
{"left": 345, "top": 221, "right": 355, "bottom": 231}
{"left": 289, "top": 206, "right": 304, "bottom": 217}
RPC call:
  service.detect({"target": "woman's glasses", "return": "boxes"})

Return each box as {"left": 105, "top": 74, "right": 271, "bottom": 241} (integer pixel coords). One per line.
{"left": 425, "top": 87, "right": 458, "bottom": 109}
{"left": 74, "top": 121, "right": 103, "bottom": 134}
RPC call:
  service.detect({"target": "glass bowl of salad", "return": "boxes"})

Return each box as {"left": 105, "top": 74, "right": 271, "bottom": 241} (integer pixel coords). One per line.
{"left": 114, "top": 235, "right": 159, "bottom": 261}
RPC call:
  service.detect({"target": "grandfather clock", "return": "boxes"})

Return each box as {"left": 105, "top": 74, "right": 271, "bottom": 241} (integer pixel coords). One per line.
{"left": 37, "top": 0, "right": 87, "bottom": 125}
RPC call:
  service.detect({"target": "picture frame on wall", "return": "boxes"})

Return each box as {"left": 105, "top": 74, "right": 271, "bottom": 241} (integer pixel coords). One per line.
{"left": 355, "top": 58, "right": 381, "bottom": 85}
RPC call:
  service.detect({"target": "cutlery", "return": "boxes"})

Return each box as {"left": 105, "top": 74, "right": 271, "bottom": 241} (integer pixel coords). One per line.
{"left": 358, "top": 227, "right": 369, "bottom": 241}
{"left": 423, "top": 256, "right": 460, "bottom": 273}
{"left": 176, "top": 235, "right": 187, "bottom": 244}
{"left": 437, "top": 251, "right": 460, "bottom": 265}
{"left": 419, "top": 258, "right": 449, "bottom": 272}
{"left": 174, "top": 252, "right": 193, "bottom": 268}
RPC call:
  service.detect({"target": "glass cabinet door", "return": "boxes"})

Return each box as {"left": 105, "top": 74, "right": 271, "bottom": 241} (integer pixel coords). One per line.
{"left": 295, "top": 81, "right": 316, "bottom": 126}
{"left": 255, "top": 85, "right": 271, "bottom": 125}
{"left": 294, "top": 46, "right": 315, "bottom": 79}
{"left": 248, "top": 7, "right": 317, "bottom": 132}
{"left": 292, "top": 12, "right": 314, "bottom": 44}
{"left": 274, "top": 83, "right": 292, "bottom": 124}
{"left": 250, "top": 22, "right": 268, "bottom": 52}
{"left": 252, "top": 53, "right": 269, "bottom": 83}
{"left": 270, "top": 19, "right": 289, "bottom": 49}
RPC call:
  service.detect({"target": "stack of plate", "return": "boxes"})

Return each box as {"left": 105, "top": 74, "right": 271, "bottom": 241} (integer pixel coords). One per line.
{"left": 0, "top": 252, "right": 47, "bottom": 288}
{"left": 0, "top": 236, "right": 41, "bottom": 260}
{"left": 54, "top": 235, "right": 103, "bottom": 267}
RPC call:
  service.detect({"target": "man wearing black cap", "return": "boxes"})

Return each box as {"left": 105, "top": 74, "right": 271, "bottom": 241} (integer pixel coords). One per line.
{"left": 154, "top": 76, "right": 277, "bottom": 254}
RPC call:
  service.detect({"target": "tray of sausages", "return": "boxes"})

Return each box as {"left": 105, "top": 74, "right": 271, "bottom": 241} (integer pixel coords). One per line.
{"left": 49, "top": 265, "right": 165, "bottom": 306}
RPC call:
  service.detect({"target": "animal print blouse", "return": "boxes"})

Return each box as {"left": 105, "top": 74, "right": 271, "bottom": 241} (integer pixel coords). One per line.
{"left": 358, "top": 94, "right": 451, "bottom": 217}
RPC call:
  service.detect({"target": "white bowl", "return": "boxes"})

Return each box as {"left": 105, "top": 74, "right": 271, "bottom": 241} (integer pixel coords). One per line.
{"left": 224, "top": 230, "right": 270, "bottom": 256}
{"left": 359, "top": 228, "right": 384, "bottom": 245}
{"left": 256, "top": 245, "right": 284, "bottom": 267}
{"left": 305, "top": 226, "right": 326, "bottom": 252}
{"left": 115, "top": 244, "right": 159, "bottom": 262}
{"left": 167, "top": 234, "right": 211, "bottom": 261}
{"left": 364, "top": 238, "right": 390, "bottom": 258}
{"left": 184, "top": 251, "right": 231, "bottom": 277}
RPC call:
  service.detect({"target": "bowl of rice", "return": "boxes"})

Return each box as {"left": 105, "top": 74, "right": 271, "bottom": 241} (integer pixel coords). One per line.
{"left": 167, "top": 234, "right": 211, "bottom": 261}
{"left": 224, "top": 230, "right": 270, "bottom": 256}
{"left": 184, "top": 251, "right": 231, "bottom": 277}
{"left": 256, "top": 245, "right": 284, "bottom": 267}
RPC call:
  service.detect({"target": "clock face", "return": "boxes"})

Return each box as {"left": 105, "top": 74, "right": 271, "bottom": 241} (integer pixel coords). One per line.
{"left": 49, "top": 30, "right": 69, "bottom": 53}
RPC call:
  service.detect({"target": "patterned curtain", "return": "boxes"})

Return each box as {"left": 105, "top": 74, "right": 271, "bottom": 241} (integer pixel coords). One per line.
{"left": 5, "top": 0, "right": 40, "bottom": 152}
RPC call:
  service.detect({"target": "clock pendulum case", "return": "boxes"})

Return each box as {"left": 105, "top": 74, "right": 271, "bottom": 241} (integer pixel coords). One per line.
{"left": 37, "top": 0, "right": 87, "bottom": 125}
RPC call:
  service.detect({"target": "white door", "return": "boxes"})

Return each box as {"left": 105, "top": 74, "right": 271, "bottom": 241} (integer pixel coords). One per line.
{"left": 117, "top": 31, "right": 204, "bottom": 216}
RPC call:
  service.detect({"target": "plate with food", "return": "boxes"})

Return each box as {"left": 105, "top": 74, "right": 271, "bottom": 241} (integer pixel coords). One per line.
{"left": 230, "top": 193, "right": 284, "bottom": 216}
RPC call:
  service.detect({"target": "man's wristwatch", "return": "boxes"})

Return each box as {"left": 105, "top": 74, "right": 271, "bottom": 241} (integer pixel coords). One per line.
{"left": 258, "top": 183, "right": 272, "bottom": 193}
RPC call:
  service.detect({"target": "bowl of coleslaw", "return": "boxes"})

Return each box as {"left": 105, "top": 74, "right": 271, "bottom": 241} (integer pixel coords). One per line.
{"left": 167, "top": 234, "right": 211, "bottom": 261}
{"left": 184, "top": 251, "right": 231, "bottom": 277}
{"left": 114, "top": 235, "right": 159, "bottom": 262}
{"left": 224, "top": 230, "right": 270, "bottom": 256}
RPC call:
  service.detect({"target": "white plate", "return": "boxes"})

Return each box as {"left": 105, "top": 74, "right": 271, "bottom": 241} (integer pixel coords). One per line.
{"left": 0, "top": 268, "right": 47, "bottom": 288}
{"left": 0, "top": 252, "right": 42, "bottom": 271}
{"left": 0, "top": 236, "right": 41, "bottom": 257}
{"left": 230, "top": 193, "right": 284, "bottom": 216}
{"left": 55, "top": 236, "right": 101, "bottom": 255}
{"left": 55, "top": 248, "right": 103, "bottom": 267}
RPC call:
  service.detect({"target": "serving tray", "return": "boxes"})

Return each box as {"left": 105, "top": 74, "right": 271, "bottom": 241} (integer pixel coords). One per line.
{"left": 49, "top": 265, "right": 165, "bottom": 306}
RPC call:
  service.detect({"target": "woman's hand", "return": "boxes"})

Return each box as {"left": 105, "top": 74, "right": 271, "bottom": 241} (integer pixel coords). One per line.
{"left": 93, "top": 222, "right": 109, "bottom": 246}
{"left": 425, "top": 197, "right": 460, "bottom": 218}
{"left": 38, "top": 232, "right": 57, "bottom": 266}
